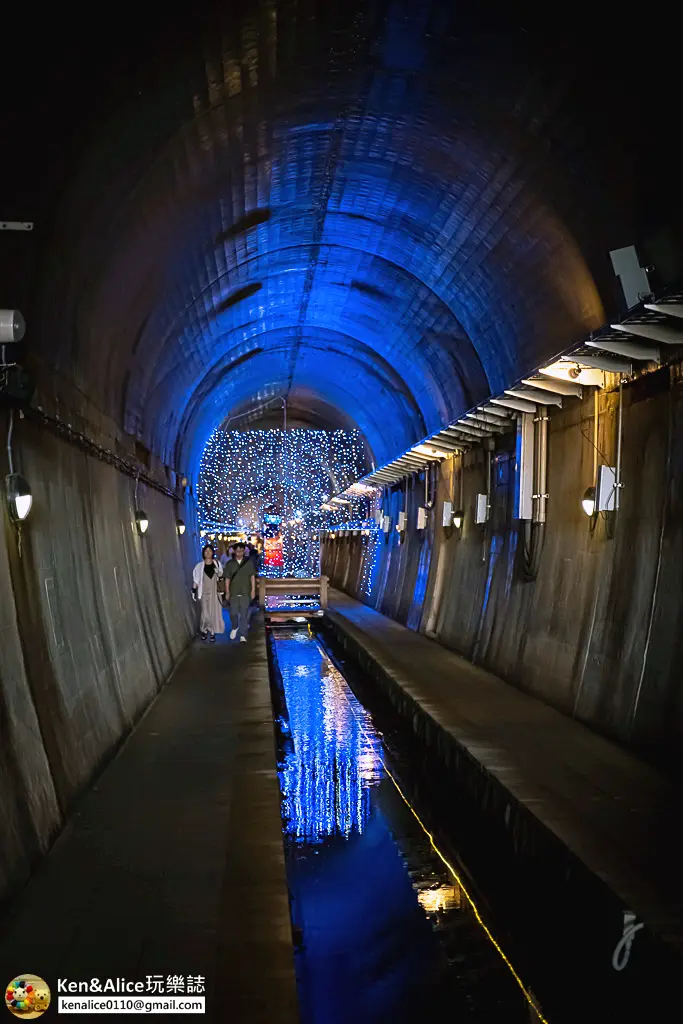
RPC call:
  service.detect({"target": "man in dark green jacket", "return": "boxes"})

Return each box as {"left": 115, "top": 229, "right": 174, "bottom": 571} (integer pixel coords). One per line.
{"left": 225, "top": 542, "right": 257, "bottom": 642}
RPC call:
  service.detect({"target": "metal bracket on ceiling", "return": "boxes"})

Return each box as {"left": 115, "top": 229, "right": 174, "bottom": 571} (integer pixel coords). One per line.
{"left": 610, "top": 322, "right": 683, "bottom": 346}
{"left": 505, "top": 386, "right": 562, "bottom": 407}
{"left": 566, "top": 352, "right": 632, "bottom": 374}
{"left": 0, "top": 221, "right": 33, "bottom": 231}
{"left": 490, "top": 395, "right": 537, "bottom": 414}
{"left": 644, "top": 303, "right": 683, "bottom": 320}
{"left": 521, "top": 376, "right": 582, "bottom": 398}
{"left": 584, "top": 338, "right": 660, "bottom": 363}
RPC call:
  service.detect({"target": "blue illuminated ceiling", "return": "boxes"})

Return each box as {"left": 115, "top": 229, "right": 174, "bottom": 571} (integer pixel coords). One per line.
{"left": 31, "top": 0, "right": 632, "bottom": 474}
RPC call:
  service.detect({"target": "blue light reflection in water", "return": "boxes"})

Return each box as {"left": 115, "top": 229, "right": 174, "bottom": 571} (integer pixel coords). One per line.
{"left": 278, "top": 633, "right": 382, "bottom": 844}
{"left": 273, "top": 629, "right": 542, "bottom": 1024}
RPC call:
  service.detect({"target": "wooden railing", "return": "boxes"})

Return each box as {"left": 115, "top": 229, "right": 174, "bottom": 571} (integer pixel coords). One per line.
{"left": 257, "top": 575, "right": 329, "bottom": 610}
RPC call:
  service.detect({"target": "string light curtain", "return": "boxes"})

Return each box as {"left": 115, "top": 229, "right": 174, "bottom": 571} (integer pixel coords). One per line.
{"left": 197, "top": 428, "right": 368, "bottom": 577}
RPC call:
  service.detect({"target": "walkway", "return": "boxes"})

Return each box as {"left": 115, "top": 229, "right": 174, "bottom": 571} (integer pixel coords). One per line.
{"left": 326, "top": 590, "right": 683, "bottom": 958}
{"left": 0, "top": 621, "right": 298, "bottom": 1023}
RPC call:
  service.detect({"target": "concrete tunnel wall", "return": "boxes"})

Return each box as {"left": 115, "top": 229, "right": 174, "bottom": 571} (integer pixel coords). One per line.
{"left": 0, "top": 412, "right": 196, "bottom": 909}
{"left": 322, "top": 365, "right": 683, "bottom": 772}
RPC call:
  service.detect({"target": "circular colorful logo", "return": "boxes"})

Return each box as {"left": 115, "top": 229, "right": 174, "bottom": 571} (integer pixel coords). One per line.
{"left": 5, "top": 976, "right": 50, "bottom": 1018}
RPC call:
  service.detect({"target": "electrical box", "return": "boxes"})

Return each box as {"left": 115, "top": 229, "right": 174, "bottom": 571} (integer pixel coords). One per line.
{"left": 382, "top": 515, "right": 391, "bottom": 533}
{"left": 596, "top": 465, "right": 617, "bottom": 511}
{"left": 397, "top": 511, "right": 407, "bottom": 531}
{"left": 610, "top": 245, "right": 650, "bottom": 310}
{"left": 417, "top": 507, "right": 427, "bottom": 530}
{"left": 514, "top": 412, "right": 534, "bottom": 520}
{"left": 475, "top": 493, "right": 489, "bottom": 524}
{"left": 442, "top": 501, "right": 453, "bottom": 527}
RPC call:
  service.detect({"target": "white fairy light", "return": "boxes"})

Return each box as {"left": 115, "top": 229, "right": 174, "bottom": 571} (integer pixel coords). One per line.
{"left": 197, "top": 429, "right": 368, "bottom": 578}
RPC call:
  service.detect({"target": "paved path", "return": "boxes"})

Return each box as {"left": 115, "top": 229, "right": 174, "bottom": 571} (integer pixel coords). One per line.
{"left": 327, "top": 590, "right": 683, "bottom": 956}
{"left": 0, "top": 621, "right": 298, "bottom": 1023}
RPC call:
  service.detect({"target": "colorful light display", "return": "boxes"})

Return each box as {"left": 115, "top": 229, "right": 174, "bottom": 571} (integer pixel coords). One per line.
{"left": 197, "top": 429, "right": 368, "bottom": 577}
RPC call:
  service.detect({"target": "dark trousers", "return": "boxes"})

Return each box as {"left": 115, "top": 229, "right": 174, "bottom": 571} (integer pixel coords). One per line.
{"left": 229, "top": 593, "right": 251, "bottom": 637}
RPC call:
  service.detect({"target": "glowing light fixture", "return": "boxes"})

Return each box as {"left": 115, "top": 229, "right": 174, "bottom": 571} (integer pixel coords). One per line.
{"left": 453, "top": 510, "right": 464, "bottom": 529}
{"left": 176, "top": 518, "right": 186, "bottom": 535}
{"left": 5, "top": 473, "right": 33, "bottom": 522}
{"left": 135, "top": 510, "right": 149, "bottom": 534}
{"left": 581, "top": 487, "right": 596, "bottom": 517}
{"left": 413, "top": 444, "right": 450, "bottom": 459}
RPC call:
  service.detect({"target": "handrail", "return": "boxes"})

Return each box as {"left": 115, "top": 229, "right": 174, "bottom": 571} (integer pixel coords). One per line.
{"left": 258, "top": 575, "right": 329, "bottom": 609}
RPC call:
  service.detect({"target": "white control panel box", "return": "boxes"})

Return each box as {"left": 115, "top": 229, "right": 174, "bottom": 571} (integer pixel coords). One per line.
{"left": 475, "top": 493, "right": 489, "bottom": 524}
{"left": 596, "top": 465, "right": 617, "bottom": 511}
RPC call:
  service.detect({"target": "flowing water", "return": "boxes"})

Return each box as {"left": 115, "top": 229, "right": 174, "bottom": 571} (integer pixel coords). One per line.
{"left": 271, "top": 628, "right": 546, "bottom": 1024}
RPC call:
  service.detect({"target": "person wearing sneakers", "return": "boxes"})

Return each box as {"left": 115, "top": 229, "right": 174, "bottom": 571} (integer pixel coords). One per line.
{"left": 225, "top": 541, "right": 256, "bottom": 642}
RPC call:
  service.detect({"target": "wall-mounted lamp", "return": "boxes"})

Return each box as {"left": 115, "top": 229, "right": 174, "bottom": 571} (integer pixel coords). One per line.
{"left": 453, "top": 510, "right": 464, "bottom": 529}
{"left": 5, "top": 473, "right": 32, "bottom": 522}
{"left": 581, "top": 487, "right": 596, "bottom": 517}
{"left": 135, "top": 510, "right": 149, "bottom": 534}
{"left": 176, "top": 518, "right": 186, "bottom": 535}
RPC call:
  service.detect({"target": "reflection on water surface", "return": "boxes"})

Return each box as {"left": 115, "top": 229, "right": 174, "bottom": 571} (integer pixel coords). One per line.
{"left": 272, "top": 629, "right": 546, "bottom": 1024}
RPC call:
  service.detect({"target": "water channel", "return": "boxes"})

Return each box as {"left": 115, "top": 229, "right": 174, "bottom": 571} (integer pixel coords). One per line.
{"left": 270, "top": 627, "right": 546, "bottom": 1023}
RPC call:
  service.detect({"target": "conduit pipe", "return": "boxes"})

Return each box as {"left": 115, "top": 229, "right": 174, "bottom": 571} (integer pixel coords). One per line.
{"left": 615, "top": 379, "right": 623, "bottom": 512}
{"left": 523, "top": 405, "right": 549, "bottom": 581}
{"left": 482, "top": 438, "right": 493, "bottom": 563}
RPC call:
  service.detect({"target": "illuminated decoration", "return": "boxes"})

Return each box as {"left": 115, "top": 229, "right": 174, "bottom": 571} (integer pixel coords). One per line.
{"left": 325, "top": 489, "right": 382, "bottom": 597}
{"left": 198, "top": 429, "right": 368, "bottom": 577}
{"left": 264, "top": 533, "right": 284, "bottom": 569}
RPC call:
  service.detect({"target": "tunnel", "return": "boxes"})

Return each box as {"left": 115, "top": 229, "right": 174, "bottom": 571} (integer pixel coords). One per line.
{"left": 1, "top": 2, "right": 683, "bottom": 1021}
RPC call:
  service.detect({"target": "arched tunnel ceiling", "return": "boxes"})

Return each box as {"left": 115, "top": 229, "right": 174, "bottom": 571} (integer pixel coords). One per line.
{"left": 6, "top": 1, "right": 676, "bottom": 473}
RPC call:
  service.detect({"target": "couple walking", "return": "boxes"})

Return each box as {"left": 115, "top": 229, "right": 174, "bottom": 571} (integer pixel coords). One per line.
{"left": 192, "top": 542, "right": 256, "bottom": 642}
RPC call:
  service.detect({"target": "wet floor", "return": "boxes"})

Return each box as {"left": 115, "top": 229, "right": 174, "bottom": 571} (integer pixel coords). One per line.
{"left": 270, "top": 628, "right": 546, "bottom": 1023}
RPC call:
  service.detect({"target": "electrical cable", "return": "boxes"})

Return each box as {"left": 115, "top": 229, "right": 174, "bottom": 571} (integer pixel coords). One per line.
{"left": 23, "top": 406, "right": 177, "bottom": 498}
{"left": 7, "top": 407, "right": 15, "bottom": 476}
{"left": 333, "top": 670, "right": 550, "bottom": 1023}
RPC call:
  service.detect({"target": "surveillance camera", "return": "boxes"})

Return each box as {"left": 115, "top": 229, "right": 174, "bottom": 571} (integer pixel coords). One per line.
{"left": 0, "top": 310, "right": 26, "bottom": 344}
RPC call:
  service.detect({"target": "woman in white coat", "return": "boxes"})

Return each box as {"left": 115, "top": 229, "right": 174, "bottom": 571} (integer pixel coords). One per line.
{"left": 192, "top": 545, "right": 225, "bottom": 642}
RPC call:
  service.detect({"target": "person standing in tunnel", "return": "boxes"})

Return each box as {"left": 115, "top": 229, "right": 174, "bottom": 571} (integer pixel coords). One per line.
{"left": 249, "top": 538, "right": 261, "bottom": 608}
{"left": 225, "top": 542, "right": 256, "bottom": 642}
{"left": 191, "top": 545, "right": 225, "bottom": 643}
